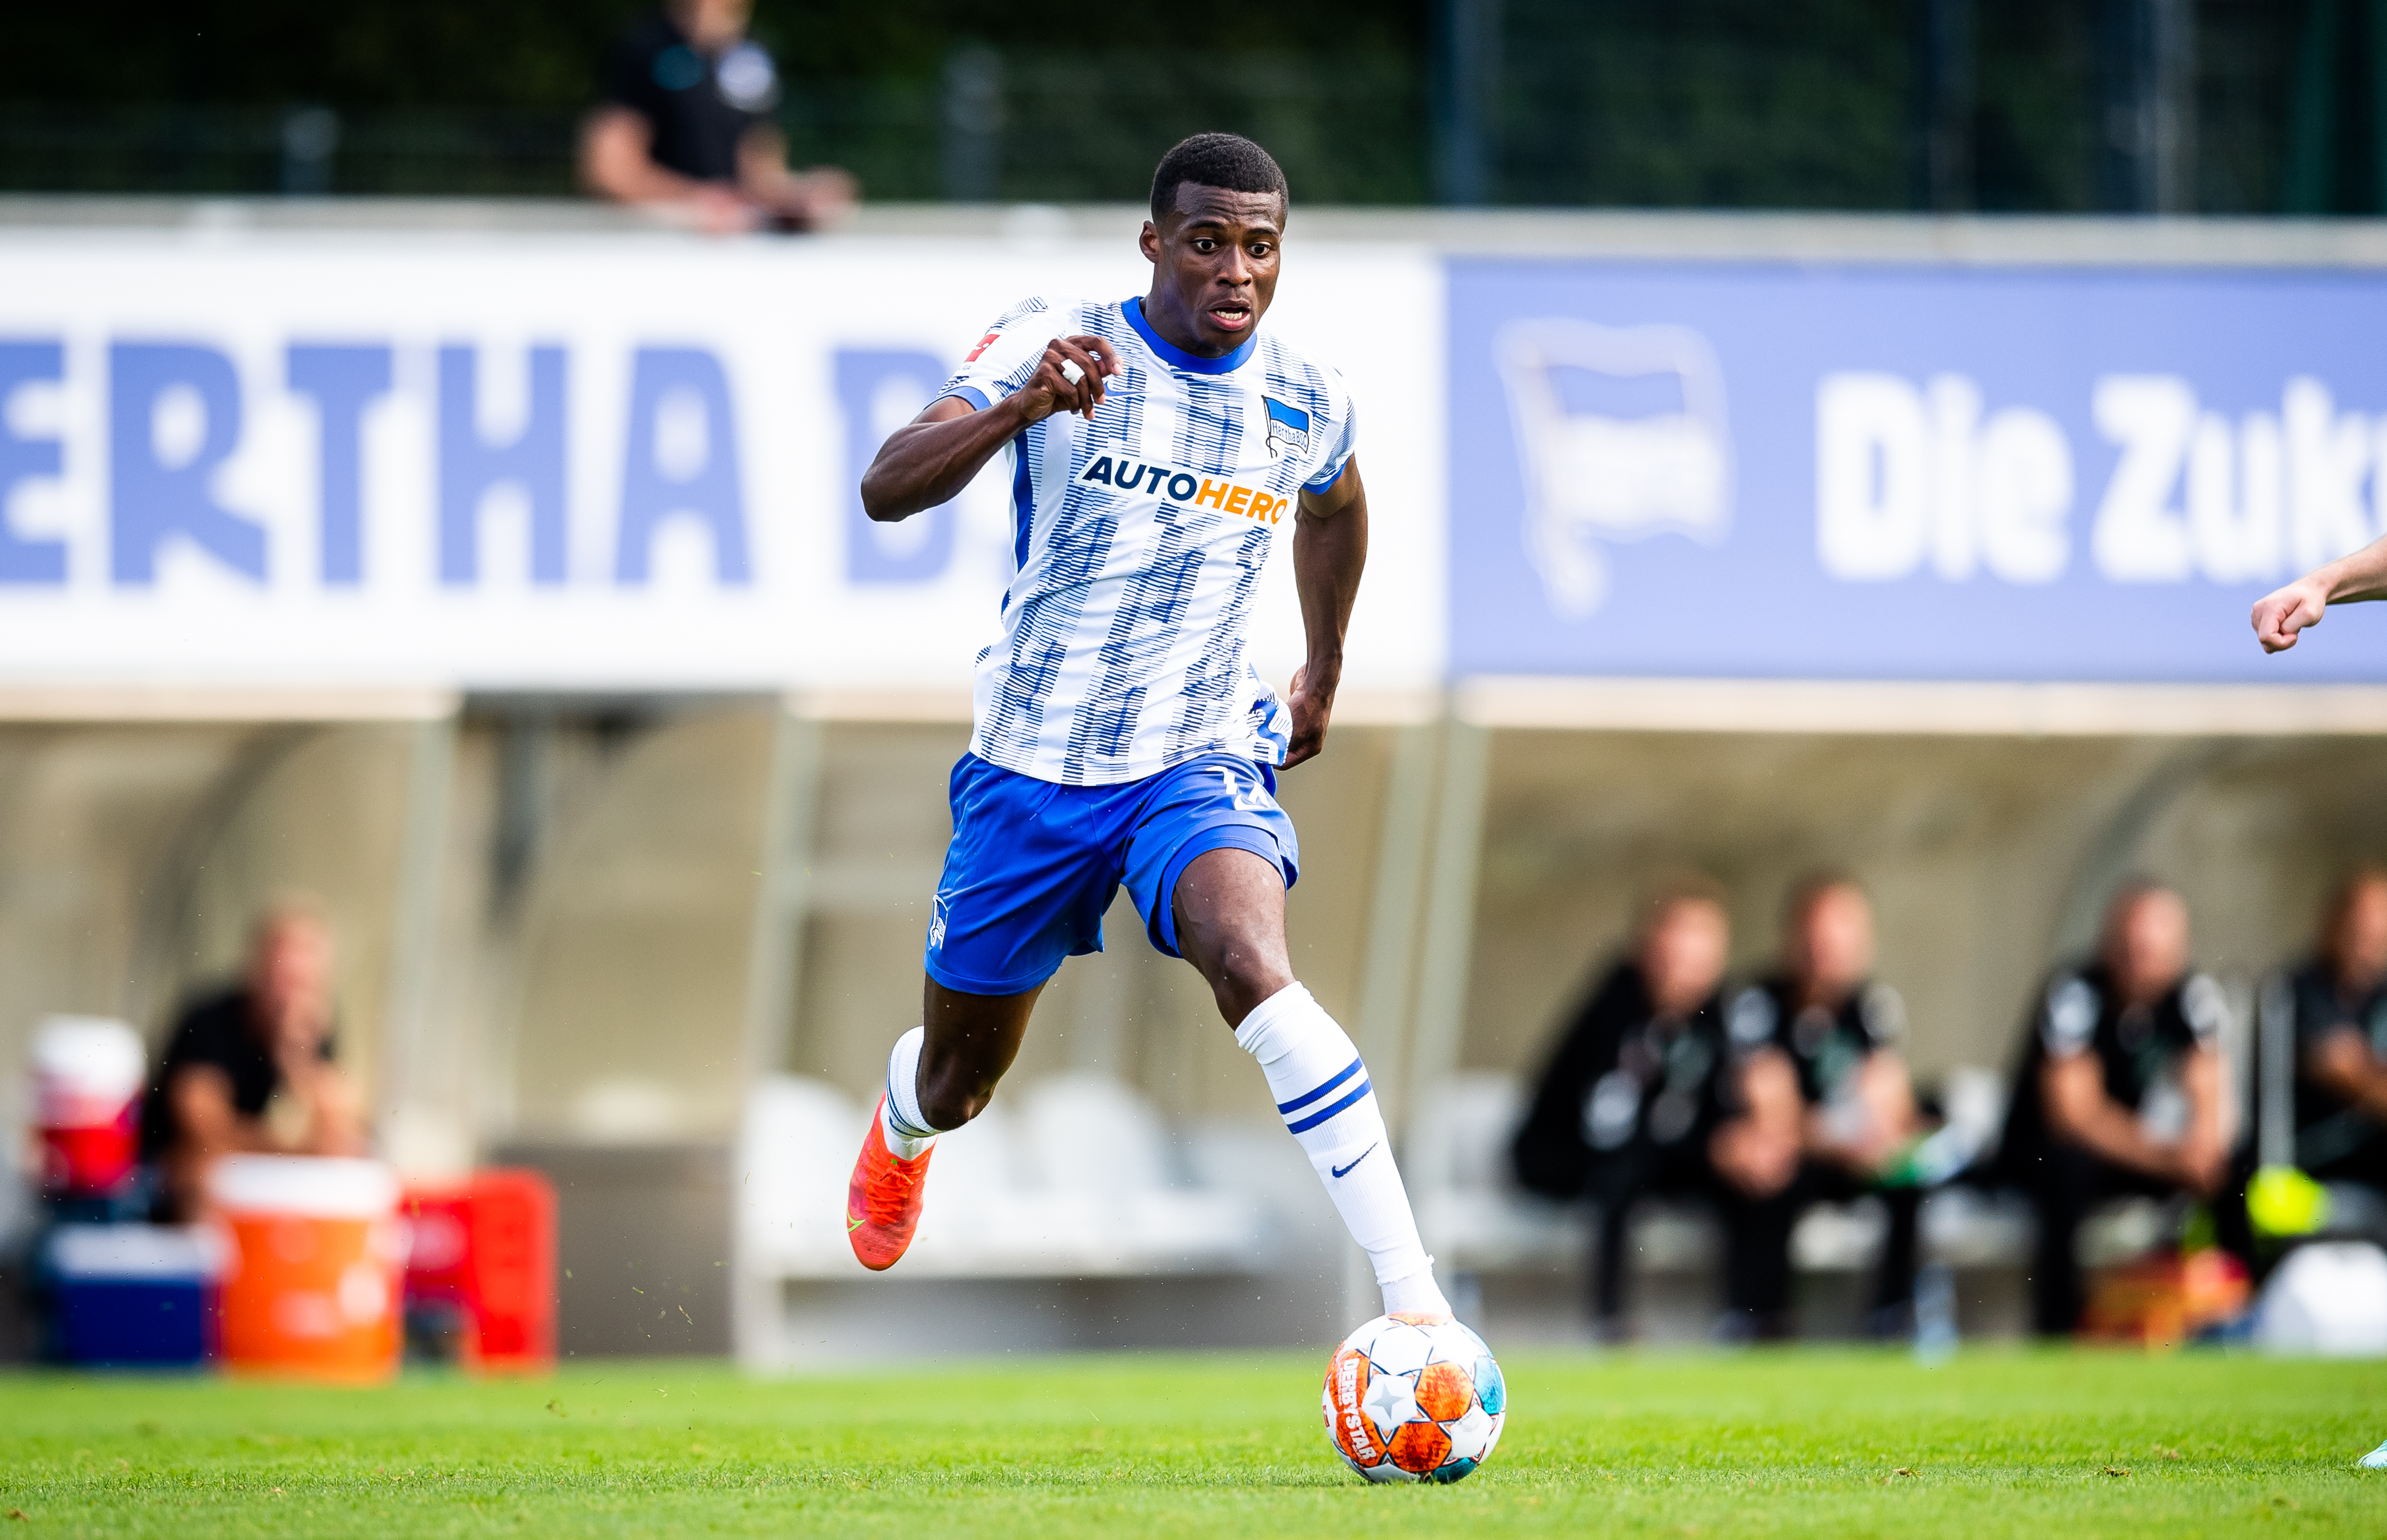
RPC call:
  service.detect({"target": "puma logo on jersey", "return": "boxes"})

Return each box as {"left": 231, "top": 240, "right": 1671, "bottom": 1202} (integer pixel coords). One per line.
{"left": 1076, "top": 456, "right": 1289, "bottom": 525}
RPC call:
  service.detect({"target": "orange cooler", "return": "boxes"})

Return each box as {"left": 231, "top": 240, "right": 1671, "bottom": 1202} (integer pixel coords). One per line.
{"left": 209, "top": 1155, "right": 404, "bottom": 1381}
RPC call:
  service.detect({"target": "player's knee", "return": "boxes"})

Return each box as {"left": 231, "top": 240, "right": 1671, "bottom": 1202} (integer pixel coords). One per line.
{"left": 914, "top": 1061, "right": 990, "bottom": 1131}
{"left": 1204, "top": 946, "right": 1297, "bottom": 1027}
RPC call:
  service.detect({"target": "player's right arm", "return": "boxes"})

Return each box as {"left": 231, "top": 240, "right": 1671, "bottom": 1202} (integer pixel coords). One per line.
{"left": 859, "top": 334, "right": 1121, "bottom": 522}
{"left": 2253, "top": 533, "right": 2387, "bottom": 652}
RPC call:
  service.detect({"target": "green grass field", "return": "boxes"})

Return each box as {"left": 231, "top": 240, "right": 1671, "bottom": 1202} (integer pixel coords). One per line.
{"left": 1, "top": 1349, "right": 2382, "bottom": 1537}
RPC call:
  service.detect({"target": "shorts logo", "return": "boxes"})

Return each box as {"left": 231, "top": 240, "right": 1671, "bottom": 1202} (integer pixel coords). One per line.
{"left": 929, "top": 890, "right": 952, "bottom": 950}
{"left": 1264, "top": 397, "right": 1311, "bottom": 458}
{"left": 1218, "top": 766, "right": 1271, "bottom": 814}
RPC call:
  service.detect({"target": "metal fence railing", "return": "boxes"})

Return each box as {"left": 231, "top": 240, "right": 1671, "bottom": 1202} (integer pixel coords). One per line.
{"left": 0, "top": 7, "right": 2339, "bottom": 214}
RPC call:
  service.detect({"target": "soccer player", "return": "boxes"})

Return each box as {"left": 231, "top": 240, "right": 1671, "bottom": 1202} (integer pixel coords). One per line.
{"left": 2252, "top": 532, "right": 2387, "bottom": 652}
{"left": 1510, "top": 880, "right": 1737, "bottom": 1336}
{"left": 2280, "top": 867, "right": 2387, "bottom": 1203}
{"left": 1997, "top": 882, "right": 2230, "bottom": 1335}
{"left": 1720, "top": 875, "right": 1927, "bottom": 1335}
{"left": 842, "top": 133, "right": 1452, "bottom": 1324}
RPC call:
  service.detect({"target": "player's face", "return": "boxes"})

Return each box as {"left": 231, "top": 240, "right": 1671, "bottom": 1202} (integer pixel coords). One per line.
{"left": 672, "top": 0, "right": 750, "bottom": 48}
{"left": 1793, "top": 886, "right": 1873, "bottom": 997}
{"left": 1641, "top": 899, "right": 1728, "bottom": 1019}
{"left": 2334, "top": 878, "right": 2387, "bottom": 984}
{"left": 2109, "top": 891, "right": 2189, "bottom": 1004}
{"left": 1139, "top": 184, "right": 1284, "bottom": 357}
{"left": 251, "top": 918, "right": 334, "bottom": 1053}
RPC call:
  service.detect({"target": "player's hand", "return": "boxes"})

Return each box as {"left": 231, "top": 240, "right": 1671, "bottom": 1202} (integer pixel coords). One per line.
{"left": 2174, "top": 1134, "right": 2229, "bottom": 1197}
{"left": 1018, "top": 337, "right": 1119, "bottom": 423}
{"left": 2253, "top": 575, "right": 2329, "bottom": 653}
{"left": 682, "top": 183, "right": 758, "bottom": 236}
{"left": 1710, "top": 1117, "right": 1798, "bottom": 1198}
{"left": 1282, "top": 660, "right": 1336, "bottom": 770}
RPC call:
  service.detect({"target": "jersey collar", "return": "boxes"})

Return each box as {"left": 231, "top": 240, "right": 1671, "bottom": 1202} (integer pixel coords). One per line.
{"left": 1123, "top": 296, "right": 1257, "bottom": 375}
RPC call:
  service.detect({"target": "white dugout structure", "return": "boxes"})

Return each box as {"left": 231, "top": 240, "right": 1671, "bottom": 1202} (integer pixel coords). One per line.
{"left": 2, "top": 201, "right": 2386, "bottom": 1358}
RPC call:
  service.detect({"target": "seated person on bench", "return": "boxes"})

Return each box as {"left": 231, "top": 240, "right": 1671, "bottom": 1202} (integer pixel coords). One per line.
{"left": 2000, "top": 881, "right": 2228, "bottom": 1336}
{"left": 2283, "top": 866, "right": 2387, "bottom": 1211}
{"left": 1721, "top": 873, "right": 1928, "bottom": 1336}
{"left": 140, "top": 899, "right": 368, "bottom": 1219}
{"left": 1512, "top": 879, "right": 1741, "bottom": 1338}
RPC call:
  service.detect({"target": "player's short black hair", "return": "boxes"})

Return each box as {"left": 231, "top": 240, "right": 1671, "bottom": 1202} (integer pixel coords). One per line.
{"left": 1149, "top": 133, "right": 1289, "bottom": 223}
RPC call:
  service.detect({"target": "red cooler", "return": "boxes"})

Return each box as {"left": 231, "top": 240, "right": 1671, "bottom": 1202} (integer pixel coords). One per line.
{"left": 401, "top": 1169, "right": 557, "bottom": 1372}
{"left": 32, "top": 1016, "right": 146, "bottom": 1198}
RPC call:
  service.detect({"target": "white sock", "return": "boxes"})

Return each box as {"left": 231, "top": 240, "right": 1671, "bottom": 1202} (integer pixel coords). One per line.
{"left": 880, "top": 1027, "right": 943, "bottom": 1160}
{"left": 1236, "top": 982, "right": 1451, "bottom": 1319}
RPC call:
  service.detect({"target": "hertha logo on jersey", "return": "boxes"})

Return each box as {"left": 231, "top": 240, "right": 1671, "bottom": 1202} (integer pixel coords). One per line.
{"left": 1264, "top": 397, "right": 1312, "bottom": 458}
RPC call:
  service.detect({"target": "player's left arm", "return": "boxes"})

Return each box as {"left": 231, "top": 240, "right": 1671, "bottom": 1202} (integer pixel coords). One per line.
{"left": 1285, "top": 457, "right": 1367, "bottom": 770}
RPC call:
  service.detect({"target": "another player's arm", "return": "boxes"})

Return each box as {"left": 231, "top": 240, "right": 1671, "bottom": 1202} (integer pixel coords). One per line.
{"left": 1282, "top": 458, "right": 1367, "bottom": 770}
{"left": 858, "top": 337, "right": 1120, "bottom": 522}
{"left": 1802, "top": 1049, "right": 1919, "bottom": 1174}
{"left": 2253, "top": 533, "right": 2387, "bottom": 652}
{"left": 1710, "top": 1046, "right": 1801, "bottom": 1197}
{"left": 166, "top": 1065, "right": 273, "bottom": 1159}
{"left": 2309, "top": 1028, "right": 2387, "bottom": 1121}
{"left": 2040, "top": 1047, "right": 2225, "bottom": 1192}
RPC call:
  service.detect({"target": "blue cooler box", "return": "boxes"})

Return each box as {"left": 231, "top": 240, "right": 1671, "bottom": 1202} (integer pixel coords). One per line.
{"left": 46, "top": 1223, "right": 221, "bottom": 1366}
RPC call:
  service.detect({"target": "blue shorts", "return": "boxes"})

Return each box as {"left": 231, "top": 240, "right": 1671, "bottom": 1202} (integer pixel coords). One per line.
{"left": 923, "top": 751, "right": 1301, "bottom": 996}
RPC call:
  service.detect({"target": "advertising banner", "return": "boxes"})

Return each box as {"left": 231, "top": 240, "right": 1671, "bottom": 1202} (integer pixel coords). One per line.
{"left": 1449, "top": 258, "right": 2387, "bottom": 683}
{"left": 0, "top": 231, "right": 1443, "bottom": 693}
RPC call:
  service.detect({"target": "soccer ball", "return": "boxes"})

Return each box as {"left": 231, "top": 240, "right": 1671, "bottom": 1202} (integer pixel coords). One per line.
{"left": 1320, "top": 1313, "right": 1505, "bottom": 1483}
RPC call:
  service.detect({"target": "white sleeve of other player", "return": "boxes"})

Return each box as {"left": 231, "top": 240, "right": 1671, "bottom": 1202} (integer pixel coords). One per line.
{"left": 1302, "top": 373, "right": 1360, "bottom": 493}
{"left": 938, "top": 299, "right": 1071, "bottom": 412}
{"left": 2041, "top": 973, "right": 2099, "bottom": 1058}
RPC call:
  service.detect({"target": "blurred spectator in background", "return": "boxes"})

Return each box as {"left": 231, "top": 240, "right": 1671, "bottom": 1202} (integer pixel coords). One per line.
{"left": 581, "top": 0, "right": 856, "bottom": 235}
{"left": 1720, "top": 875, "right": 1925, "bottom": 1336}
{"left": 1511, "top": 879, "right": 1737, "bottom": 1338}
{"left": 138, "top": 899, "right": 367, "bottom": 1219}
{"left": 2000, "top": 882, "right": 2228, "bottom": 1336}
{"left": 2286, "top": 866, "right": 2387, "bottom": 1195}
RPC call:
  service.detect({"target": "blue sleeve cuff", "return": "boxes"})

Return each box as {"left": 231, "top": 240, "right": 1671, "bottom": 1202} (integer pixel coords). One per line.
{"left": 1302, "top": 457, "right": 1351, "bottom": 494}
{"left": 940, "top": 385, "right": 993, "bottom": 412}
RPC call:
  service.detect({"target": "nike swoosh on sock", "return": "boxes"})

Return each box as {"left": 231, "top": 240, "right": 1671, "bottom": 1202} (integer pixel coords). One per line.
{"left": 1331, "top": 1143, "right": 1378, "bottom": 1179}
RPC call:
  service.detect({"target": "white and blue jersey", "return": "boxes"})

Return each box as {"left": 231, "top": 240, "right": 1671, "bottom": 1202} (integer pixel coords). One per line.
{"left": 940, "top": 295, "right": 1358, "bottom": 788}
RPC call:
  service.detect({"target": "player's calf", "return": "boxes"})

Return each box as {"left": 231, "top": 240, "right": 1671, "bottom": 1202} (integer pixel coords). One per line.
{"left": 1238, "top": 982, "right": 1452, "bottom": 1320}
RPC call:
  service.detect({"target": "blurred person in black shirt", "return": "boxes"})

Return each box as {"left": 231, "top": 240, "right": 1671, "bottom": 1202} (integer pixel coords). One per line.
{"left": 140, "top": 899, "right": 368, "bottom": 1219}
{"left": 1512, "top": 879, "right": 1742, "bottom": 1336}
{"left": 2001, "top": 881, "right": 2230, "bottom": 1335}
{"left": 2284, "top": 866, "right": 2387, "bottom": 1192}
{"left": 1722, "top": 874, "right": 1928, "bottom": 1335}
{"left": 581, "top": 0, "right": 856, "bottom": 234}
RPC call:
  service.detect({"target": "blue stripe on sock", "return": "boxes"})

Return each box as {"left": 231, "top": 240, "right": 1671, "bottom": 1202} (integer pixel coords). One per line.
{"left": 1286, "top": 1078, "right": 1372, "bottom": 1135}
{"left": 884, "top": 1085, "right": 936, "bottom": 1142}
{"left": 1275, "top": 1055, "right": 1364, "bottom": 1116}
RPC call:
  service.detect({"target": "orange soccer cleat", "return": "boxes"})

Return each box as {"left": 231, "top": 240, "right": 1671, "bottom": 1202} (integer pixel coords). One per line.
{"left": 846, "top": 1097, "right": 933, "bottom": 1271}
